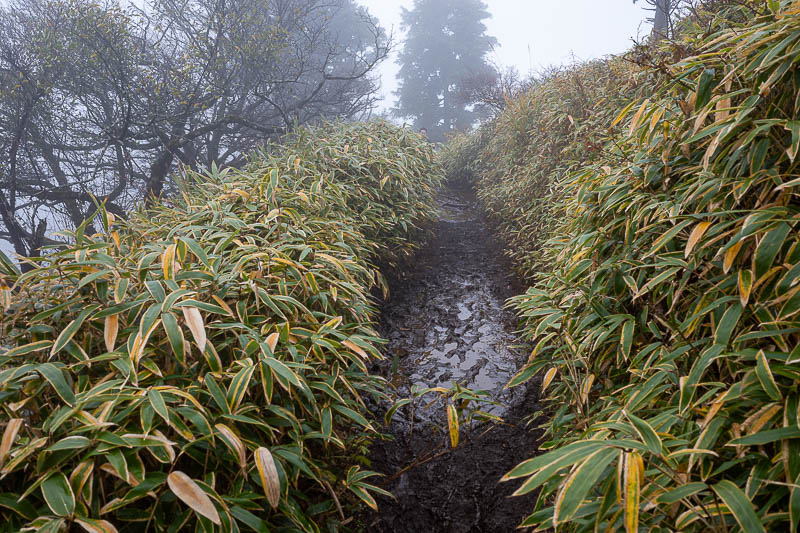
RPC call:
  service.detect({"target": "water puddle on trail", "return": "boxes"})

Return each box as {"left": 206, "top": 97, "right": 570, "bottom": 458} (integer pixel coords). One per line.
{"left": 380, "top": 188, "right": 523, "bottom": 413}
{"left": 367, "top": 185, "right": 541, "bottom": 532}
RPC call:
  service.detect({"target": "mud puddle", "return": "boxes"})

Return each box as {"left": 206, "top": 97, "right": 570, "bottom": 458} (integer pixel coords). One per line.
{"left": 366, "top": 184, "right": 542, "bottom": 532}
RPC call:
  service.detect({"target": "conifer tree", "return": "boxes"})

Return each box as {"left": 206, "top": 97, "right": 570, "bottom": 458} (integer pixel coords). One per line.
{"left": 392, "top": 0, "right": 497, "bottom": 142}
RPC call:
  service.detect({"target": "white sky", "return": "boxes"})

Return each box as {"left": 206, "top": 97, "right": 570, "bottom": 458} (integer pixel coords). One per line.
{"left": 359, "top": 0, "right": 653, "bottom": 111}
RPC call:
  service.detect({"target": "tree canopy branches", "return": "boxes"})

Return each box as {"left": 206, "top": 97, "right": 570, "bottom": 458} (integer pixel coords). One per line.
{"left": 392, "top": 0, "right": 497, "bottom": 142}
{"left": 0, "top": 0, "right": 389, "bottom": 260}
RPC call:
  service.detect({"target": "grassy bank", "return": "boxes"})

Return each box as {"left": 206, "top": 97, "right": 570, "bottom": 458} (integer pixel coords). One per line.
{"left": 444, "top": 2, "right": 800, "bottom": 531}
{"left": 0, "top": 121, "right": 443, "bottom": 532}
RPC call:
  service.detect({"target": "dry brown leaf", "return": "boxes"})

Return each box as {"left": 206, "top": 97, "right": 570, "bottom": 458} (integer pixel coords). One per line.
{"left": 255, "top": 447, "right": 281, "bottom": 509}
{"left": 542, "top": 367, "right": 558, "bottom": 393}
{"left": 0, "top": 283, "right": 10, "bottom": 311}
{"left": 0, "top": 418, "right": 23, "bottom": 466}
{"left": 76, "top": 518, "right": 119, "bottom": 533}
{"left": 342, "top": 340, "right": 368, "bottom": 359}
{"left": 162, "top": 243, "right": 177, "bottom": 280}
{"left": 167, "top": 471, "right": 221, "bottom": 525}
{"left": 723, "top": 240, "right": 744, "bottom": 274}
{"left": 211, "top": 295, "right": 234, "bottom": 317}
{"left": 104, "top": 315, "right": 119, "bottom": 352}
{"left": 215, "top": 424, "right": 246, "bottom": 470}
{"left": 580, "top": 374, "right": 595, "bottom": 405}
{"left": 684, "top": 221, "right": 712, "bottom": 259}
{"left": 182, "top": 306, "right": 207, "bottom": 353}
{"left": 265, "top": 332, "right": 279, "bottom": 354}
{"left": 130, "top": 319, "right": 162, "bottom": 365}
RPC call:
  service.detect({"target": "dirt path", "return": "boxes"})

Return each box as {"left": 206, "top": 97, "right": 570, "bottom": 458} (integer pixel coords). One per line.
{"left": 366, "top": 184, "right": 542, "bottom": 532}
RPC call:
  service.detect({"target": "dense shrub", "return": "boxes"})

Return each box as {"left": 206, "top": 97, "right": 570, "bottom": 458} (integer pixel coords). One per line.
{"left": 440, "top": 59, "right": 643, "bottom": 277}
{"left": 0, "top": 121, "right": 442, "bottom": 532}
{"left": 448, "top": 1, "right": 800, "bottom": 531}
{"left": 439, "top": 126, "right": 494, "bottom": 187}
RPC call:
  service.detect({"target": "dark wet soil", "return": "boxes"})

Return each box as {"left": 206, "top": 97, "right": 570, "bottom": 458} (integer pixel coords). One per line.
{"left": 366, "top": 184, "right": 543, "bottom": 532}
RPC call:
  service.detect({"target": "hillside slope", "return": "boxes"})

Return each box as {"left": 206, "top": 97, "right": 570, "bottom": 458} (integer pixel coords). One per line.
{"left": 444, "top": 2, "right": 800, "bottom": 531}
{"left": 0, "top": 121, "right": 442, "bottom": 532}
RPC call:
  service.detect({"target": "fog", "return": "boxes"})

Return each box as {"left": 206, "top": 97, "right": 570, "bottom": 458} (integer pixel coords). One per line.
{"left": 0, "top": 0, "right": 656, "bottom": 259}
{"left": 360, "top": 0, "right": 652, "bottom": 110}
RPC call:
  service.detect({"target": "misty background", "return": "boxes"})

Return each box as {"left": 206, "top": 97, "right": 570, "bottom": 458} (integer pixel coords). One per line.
{"left": 362, "top": 1, "right": 650, "bottom": 112}
{"left": 0, "top": 0, "right": 656, "bottom": 259}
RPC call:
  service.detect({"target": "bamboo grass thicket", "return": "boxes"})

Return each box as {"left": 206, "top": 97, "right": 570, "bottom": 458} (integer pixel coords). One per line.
{"left": 0, "top": 120, "right": 443, "bottom": 532}
{"left": 443, "top": 1, "right": 800, "bottom": 531}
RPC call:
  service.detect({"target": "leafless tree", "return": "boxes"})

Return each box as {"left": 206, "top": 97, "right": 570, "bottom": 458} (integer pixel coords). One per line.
{"left": 0, "top": 0, "right": 388, "bottom": 260}
{"left": 634, "top": 0, "right": 764, "bottom": 42}
{"left": 456, "top": 66, "right": 531, "bottom": 117}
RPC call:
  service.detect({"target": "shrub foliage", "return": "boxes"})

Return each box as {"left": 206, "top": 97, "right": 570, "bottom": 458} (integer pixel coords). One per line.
{"left": 449, "top": 1, "right": 800, "bottom": 531}
{"left": 0, "top": 121, "right": 442, "bottom": 532}
{"left": 440, "top": 59, "right": 642, "bottom": 278}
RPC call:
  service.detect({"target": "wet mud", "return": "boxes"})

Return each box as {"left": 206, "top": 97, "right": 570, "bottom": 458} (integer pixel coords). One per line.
{"left": 366, "top": 184, "right": 543, "bottom": 532}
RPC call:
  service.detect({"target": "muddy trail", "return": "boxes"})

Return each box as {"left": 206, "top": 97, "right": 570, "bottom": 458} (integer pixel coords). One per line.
{"left": 366, "top": 184, "right": 543, "bottom": 532}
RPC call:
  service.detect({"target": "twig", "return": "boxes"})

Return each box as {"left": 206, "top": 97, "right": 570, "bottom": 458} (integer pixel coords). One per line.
{"left": 323, "top": 480, "right": 345, "bottom": 521}
{"left": 381, "top": 448, "right": 451, "bottom": 485}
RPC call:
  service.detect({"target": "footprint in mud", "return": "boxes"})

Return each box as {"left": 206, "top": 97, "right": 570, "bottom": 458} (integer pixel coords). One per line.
{"left": 367, "top": 184, "right": 542, "bottom": 533}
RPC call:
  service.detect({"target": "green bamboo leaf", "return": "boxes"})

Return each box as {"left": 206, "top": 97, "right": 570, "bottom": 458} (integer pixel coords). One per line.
{"left": 348, "top": 483, "right": 378, "bottom": 511}
{"left": 0, "top": 493, "right": 37, "bottom": 520}
{"left": 681, "top": 344, "right": 725, "bottom": 412}
{"left": 754, "top": 222, "right": 791, "bottom": 280}
{"left": 161, "top": 312, "right": 186, "bottom": 364}
{"left": 620, "top": 320, "right": 634, "bottom": 360}
{"left": 145, "top": 280, "right": 166, "bottom": 303}
{"left": 149, "top": 389, "right": 170, "bottom": 425}
{"left": 114, "top": 278, "right": 130, "bottom": 304}
{"left": 173, "top": 299, "right": 229, "bottom": 315}
{"left": 714, "top": 303, "right": 743, "bottom": 346}
{"left": 645, "top": 220, "right": 694, "bottom": 258}
{"left": 2, "top": 340, "right": 53, "bottom": 358}
{"left": 93, "top": 299, "right": 146, "bottom": 319}
{"left": 792, "top": 478, "right": 800, "bottom": 533}
{"left": 46, "top": 436, "right": 91, "bottom": 452}
{"left": 0, "top": 249, "right": 21, "bottom": 276}
{"left": 554, "top": 447, "right": 618, "bottom": 524}
{"left": 624, "top": 411, "right": 663, "bottom": 455}
{"left": 785, "top": 120, "right": 800, "bottom": 162}
{"left": 695, "top": 69, "right": 716, "bottom": 110}
{"left": 780, "top": 290, "right": 800, "bottom": 319}
{"left": 227, "top": 362, "right": 256, "bottom": 411}
{"left": 50, "top": 305, "right": 100, "bottom": 357}
{"left": 656, "top": 482, "right": 708, "bottom": 504}
{"left": 504, "top": 440, "right": 611, "bottom": 481}
{"left": 37, "top": 363, "right": 75, "bottom": 406}
{"left": 712, "top": 480, "right": 766, "bottom": 533}
{"left": 203, "top": 374, "right": 231, "bottom": 415}
{"left": 259, "top": 346, "right": 302, "bottom": 390}
{"left": 231, "top": 506, "right": 270, "bottom": 532}
{"left": 635, "top": 267, "right": 681, "bottom": 299}
{"left": 107, "top": 449, "right": 129, "bottom": 482}
{"left": 322, "top": 407, "right": 333, "bottom": 441}
{"left": 333, "top": 405, "right": 371, "bottom": 429}
{"left": 778, "top": 263, "right": 800, "bottom": 294}
{"left": 384, "top": 398, "right": 411, "bottom": 426}
{"left": 41, "top": 472, "right": 75, "bottom": 517}
{"left": 728, "top": 427, "right": 800, "bottom": 446}
{"left": 179, "top": 237, "right": 212, "bottom": 270}
{"left": 755, "top": 350, "right": 782, "bottom": 401}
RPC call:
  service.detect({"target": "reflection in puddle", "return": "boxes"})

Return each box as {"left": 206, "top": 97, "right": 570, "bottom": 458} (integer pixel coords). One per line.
{"left": 379, "top": 187, "right": 524, "bottom": 420}
{"left": 370, "top": 186, "right": 541, "bottom": 533}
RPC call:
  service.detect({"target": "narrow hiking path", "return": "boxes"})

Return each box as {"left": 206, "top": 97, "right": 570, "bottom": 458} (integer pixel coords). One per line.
{"left": 367, "top": 184, "right": 542, "bottom": 532}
